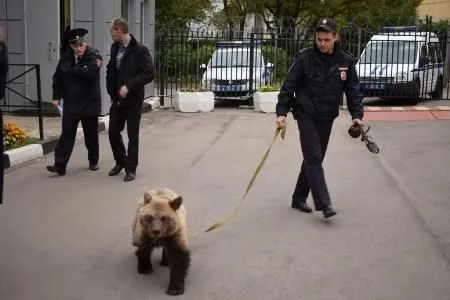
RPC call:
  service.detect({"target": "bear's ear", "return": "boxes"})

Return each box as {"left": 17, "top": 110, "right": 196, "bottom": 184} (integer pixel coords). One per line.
{"left": 143, "top": 192, "right": 152, "bottom": 204}
{"left": 170, "top": 196, "right": 183, "bottom": 211}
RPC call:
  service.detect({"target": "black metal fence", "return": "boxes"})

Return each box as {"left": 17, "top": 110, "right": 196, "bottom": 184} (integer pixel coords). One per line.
{"left": 1, "top": 64, "right": 44, "bottom": 140}
{"left": 154, "top": 22, "right": 450, "bottom": 106}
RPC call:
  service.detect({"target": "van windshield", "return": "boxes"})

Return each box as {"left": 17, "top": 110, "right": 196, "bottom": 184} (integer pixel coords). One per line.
{"left": 210, "top": 50, "right": 263, "bottom": 67}
{"left": 359, "top": 41, "right": 418, "bottom": 64}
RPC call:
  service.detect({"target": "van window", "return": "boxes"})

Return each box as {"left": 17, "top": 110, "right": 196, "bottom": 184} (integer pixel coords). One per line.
{"left": 210, "top": 49, "right": 263, "bottom": 68}
{"left": 436, "top": 47, "right": 443, "bottom": 63}
{"left": 359, "top": 41, "right": 418, "bottom": 64}
{"left": 420, "top": 44, "right": 428, "bottom": 59}
{"left": 428, "top": 43, "right": 437, "bottom": 63}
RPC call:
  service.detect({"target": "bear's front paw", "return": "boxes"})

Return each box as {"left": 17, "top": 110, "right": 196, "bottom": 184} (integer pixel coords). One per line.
{"left": 166, "top": 285, "right": 184, "bottom": 296}
{"left": 160, "top": 258, "right": 168, "bottom": 266}
{"left": 137, "top": 264, "right": 154, "bottom": 274}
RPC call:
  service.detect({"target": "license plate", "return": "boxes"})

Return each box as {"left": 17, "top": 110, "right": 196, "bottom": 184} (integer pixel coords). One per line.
{"left": 363, "top": 83, "right": 385, "bottom": 89}
{"left": 219, "top": 85, "right": 240, "bottom": 91}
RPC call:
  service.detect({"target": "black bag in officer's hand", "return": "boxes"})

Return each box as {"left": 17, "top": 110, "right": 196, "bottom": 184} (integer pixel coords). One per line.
{"left": 348, "top": 123, "right": 380, "bottom": 154}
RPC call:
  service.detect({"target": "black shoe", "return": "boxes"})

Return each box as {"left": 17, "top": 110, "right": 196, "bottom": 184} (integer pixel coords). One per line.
{"left": 46, "top": 165, "right": 66, "bottom": 176}
{"left": 323, "top": 206, "right": 337, "bottom": 219}
{"left": 89, "top": 163, "right": 99, "bottom": 171}
{"left": 124, "top": 172, "right": 136, "bottom": 182}
{"left": 108, "top": 165, "right": 123, "bottom": 176}
{"left": 292, "top": 202, "right": 313, "bottom": 213}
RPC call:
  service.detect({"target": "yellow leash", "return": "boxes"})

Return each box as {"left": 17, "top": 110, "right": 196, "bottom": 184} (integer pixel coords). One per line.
{"left": 189, "top": 125, "right": 287, "bottom": 239}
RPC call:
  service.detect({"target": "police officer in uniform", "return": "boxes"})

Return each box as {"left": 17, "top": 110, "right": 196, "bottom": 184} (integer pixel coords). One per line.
{"left": 46, "top": 28, "right": 103, "bottom": 175}
{"left": 275, "top": 18, "right": 364, "bottom": 219}
{"left": 0, "top": 25, "right": 8, "bottom": 204}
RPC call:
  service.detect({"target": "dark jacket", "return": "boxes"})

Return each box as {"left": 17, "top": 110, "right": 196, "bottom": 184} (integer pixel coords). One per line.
{"left": 276, "top": 42, "right": 364, "bottom": 121}
{"left": 106, "top": 34, "right": 155, "bottom": 106}
{"left": 52, "top": 46, "right": 102, "bottom": 118}
{"left": 0, "top": 41, "right": 8, "bottom": 101}
{"left": 0, "top": 41, "right": 6, "bottom": 205}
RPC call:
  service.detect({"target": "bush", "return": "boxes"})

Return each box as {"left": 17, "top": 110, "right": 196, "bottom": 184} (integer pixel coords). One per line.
{"left": 3, "top": 123, "right": 38, "bottom": 151}
{"left": 258, "top": 83, "right": 281, "bottom": 92}
{"left": 261, "top": 45, "right": 289, "bottom": 81}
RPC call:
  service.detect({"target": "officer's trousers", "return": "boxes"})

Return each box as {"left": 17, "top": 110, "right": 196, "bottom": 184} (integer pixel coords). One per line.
{"left": 54, "top": 114, "right": 99, "bottom": 168}
{"left": 108, "top": 101, "right": 142, "bottom": 173}
{"left": 292, "top": 111, "right": 334, "bottom": 211}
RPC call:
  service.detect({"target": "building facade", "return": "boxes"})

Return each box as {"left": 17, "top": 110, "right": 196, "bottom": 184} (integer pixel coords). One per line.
{"left": 0, "top": 0, "right": 156, "bottom": 115}
{"left": 418, "top": 0, "right": 450, "bottom": 21}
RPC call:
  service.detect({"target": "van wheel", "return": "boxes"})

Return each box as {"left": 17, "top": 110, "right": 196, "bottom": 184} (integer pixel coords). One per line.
{"left": 431, "top": 76, "right": 443, "bottom": 99}
{"left": 411, "top": 78, "right": 420, "bottom": 105}
{"left": 247, "top": 96, "right": 254, "bottom": 107}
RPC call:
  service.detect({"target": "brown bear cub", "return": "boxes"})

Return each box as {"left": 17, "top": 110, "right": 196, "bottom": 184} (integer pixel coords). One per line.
{"left": 132, "top": 188, "right": 190, "bottom": 296}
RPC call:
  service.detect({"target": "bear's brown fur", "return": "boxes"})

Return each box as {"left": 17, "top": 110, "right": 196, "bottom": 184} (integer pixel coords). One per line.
{"left": 132, "top": 188, "right": 190, "bottom": 296}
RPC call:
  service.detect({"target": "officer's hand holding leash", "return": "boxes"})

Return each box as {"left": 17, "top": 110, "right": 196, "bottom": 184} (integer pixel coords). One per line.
{"left": 276, "top": 116, "right": 287, "bottom": 129}
{"left": 348, "top": 119, "right": 380, "bottom": 154}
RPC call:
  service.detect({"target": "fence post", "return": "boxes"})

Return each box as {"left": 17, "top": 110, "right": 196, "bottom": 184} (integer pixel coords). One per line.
{"left": 159, "top": 31, "right": 166, "bottom": 106}
{"left": 248, "top": 32, "right": 255, "bottom": 102}
{"left": 35, "top": 64, "right": 44, "bottom": 140}
{"left": 444, "top": 30, "right": 450, "bottom": 88}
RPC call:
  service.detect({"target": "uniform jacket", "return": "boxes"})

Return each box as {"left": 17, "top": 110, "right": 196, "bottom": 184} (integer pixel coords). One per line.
{"left": 0, "top": 41, "right": 8, "bottom": 101}
{"left": 276, "top": 42, "right": 364, "bottom": 121}
{"left": 52, "top": 46, "right": 102, "bottom": 118}
{"left": 106, "top": 34, "right": 155, "bottom": 106}
{"left": 0, "top": 41, "right": 7, "bottom": 205}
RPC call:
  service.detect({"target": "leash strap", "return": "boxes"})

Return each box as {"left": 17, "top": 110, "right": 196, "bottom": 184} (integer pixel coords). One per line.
{"left": 189, "top": 125, "right": 287, "bottom": 239}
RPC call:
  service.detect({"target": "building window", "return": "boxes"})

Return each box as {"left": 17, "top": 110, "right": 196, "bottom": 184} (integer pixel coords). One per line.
{"left": 140, "top": 1, "right": 145, "bottom": 42}
{"left": 121, "top": 0, "right": 128, "bottom": 20}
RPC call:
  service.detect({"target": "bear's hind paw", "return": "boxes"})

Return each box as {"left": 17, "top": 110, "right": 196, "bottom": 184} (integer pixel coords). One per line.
{"left": 137, "top": 265, "right": 154, "bottom": 274}
{"left": 166, "top": 286, "right": 184, "bottom": 296}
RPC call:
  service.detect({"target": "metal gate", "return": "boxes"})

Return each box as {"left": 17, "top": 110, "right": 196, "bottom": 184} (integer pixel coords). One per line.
{"left": 154, "top": 17, "right": 450, "bottom": 107}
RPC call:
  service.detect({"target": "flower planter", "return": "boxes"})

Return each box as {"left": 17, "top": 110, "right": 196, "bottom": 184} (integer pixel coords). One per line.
{"left": 174, "top": 91, "right": 214, "bottom": 112}
{"left": 254, "top": 91, "right": 279, "bottom": 113}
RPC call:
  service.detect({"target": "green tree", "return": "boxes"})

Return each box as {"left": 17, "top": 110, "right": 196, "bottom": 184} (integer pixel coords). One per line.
{"left": 156, "top": 0, "right": 212, "bottom": 31}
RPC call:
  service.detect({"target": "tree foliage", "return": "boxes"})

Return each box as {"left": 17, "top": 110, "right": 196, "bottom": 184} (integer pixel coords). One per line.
{"left": 155, "top": 0, "right": 212, "bottom": 31}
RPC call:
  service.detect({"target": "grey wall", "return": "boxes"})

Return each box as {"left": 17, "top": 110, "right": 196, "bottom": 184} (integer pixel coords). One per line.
{"left": 0, "top": 0, "right": 27, "bottom": 112}
{"left": 0, "top": 0, "right": 155, "bottom": 115}
{"left": 26, "top": 0, "right": 60, "bottom": 108}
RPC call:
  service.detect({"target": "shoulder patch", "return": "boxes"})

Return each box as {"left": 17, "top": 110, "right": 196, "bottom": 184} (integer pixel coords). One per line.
{"left": 296, "top": 47, "right": 312, "bottom": 58}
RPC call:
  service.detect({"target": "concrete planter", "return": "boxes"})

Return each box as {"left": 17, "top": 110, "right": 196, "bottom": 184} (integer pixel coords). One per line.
{"left": 174, "top": 91, "right": 214, "bottom": 112}
{"left": 254, "top": 91, "right": 279, "bottom": 113}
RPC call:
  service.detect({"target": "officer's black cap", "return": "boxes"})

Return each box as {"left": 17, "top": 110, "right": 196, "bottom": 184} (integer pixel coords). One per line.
{"left": 67, "top": 28, "right": 88, "bottom": 43}
{"left": 315, "top": 18, "right": 337, "bottom": 33}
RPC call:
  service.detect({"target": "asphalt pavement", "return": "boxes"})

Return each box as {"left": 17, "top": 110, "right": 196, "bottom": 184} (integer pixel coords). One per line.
{"left": 1, "top": 109, "right": 449, "bottom": 300}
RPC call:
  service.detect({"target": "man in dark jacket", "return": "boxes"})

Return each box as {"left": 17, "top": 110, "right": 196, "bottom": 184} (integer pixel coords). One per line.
{"left": 106, "top": 17, "right": 155, "bottom": 182}
{"left": 0, "top": 25, "right": 8, "bottom": 204}
{"left": 46, "top": 28, "right": 103, "bottom": 176}
{"left": 275, "top": 18, "right": 364, "bottom": 219}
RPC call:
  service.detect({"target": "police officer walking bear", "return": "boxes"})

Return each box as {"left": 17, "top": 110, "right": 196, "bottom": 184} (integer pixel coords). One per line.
{"left": 276, "top": 18, "right": 364, "bottom": 219}
{"left": 41, "top": 16, "right": 364, "bottom": 296}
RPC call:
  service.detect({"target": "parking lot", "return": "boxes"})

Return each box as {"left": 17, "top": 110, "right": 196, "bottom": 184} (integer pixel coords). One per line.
{"left": 1, "top": 108, "right": 450, "bottom": 300}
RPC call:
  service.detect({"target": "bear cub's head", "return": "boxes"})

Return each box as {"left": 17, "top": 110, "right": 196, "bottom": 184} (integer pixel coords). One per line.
{"left": 139, "top": 191, "right": 183, "bottom": 239}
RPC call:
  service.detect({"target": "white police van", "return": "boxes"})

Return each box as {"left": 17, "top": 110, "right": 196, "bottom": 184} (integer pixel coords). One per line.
{"left": 356, "top": 26, "right": 444, "bottom": 103}
{"left": 200, "top": 40, "right": 274, "bottom": 103}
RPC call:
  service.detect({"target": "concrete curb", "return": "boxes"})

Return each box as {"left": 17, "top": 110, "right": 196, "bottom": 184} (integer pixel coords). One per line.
{"left": 3, "top": 97, "right": 159, "bottom": 170}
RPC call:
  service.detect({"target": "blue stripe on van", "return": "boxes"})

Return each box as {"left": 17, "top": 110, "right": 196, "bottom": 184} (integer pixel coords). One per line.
{"left": 410, "top": 63, "right": 443, "bottom": 72}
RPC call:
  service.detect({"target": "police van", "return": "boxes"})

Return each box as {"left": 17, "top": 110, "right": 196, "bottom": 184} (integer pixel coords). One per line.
{"left": 200, "top": 40, "right": 274, "bottom": 103}
{"left": 356, "top": 26, "right": 444, "bottom": 103}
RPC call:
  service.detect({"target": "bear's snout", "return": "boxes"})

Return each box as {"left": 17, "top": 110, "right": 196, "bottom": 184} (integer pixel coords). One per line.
{"left": 152, "top": 229, "right": 161, "bottom": 236}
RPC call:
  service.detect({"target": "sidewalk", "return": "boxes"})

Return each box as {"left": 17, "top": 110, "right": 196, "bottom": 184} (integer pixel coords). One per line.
{"left": 2, "top": 98, "right": 157, "bottom": 169}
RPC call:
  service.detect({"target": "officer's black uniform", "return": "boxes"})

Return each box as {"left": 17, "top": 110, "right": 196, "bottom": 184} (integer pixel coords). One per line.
{"left": 47, "top": 28, "right": 102, "bottom": 175}
{"left": 106, "top": 33, "right": 155, "bottom": 181}
{"left": 276, "top": 18, "right": 364, "bottom": 217}
{"left": 0, "top": 37, "right": 8, "bottom": 204}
